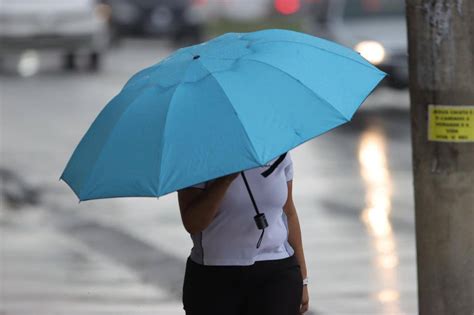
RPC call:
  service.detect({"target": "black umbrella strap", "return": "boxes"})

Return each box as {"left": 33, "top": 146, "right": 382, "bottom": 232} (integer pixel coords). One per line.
{"left": 261, "top": 153, "right": 287, "bottom": 177}
{"left": 241, "top": 171, "right": 260, "bottom": 215}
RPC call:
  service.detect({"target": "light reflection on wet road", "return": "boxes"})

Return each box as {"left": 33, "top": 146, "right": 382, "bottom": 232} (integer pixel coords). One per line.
{"left": 291, "top": 106, "right": 415, "bottom": 314}
{"left": 358, "top": 127, "right": 403, "bottom": 314}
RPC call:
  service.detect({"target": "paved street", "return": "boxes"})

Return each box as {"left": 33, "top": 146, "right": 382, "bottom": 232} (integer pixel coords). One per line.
{"left": 1, "top": 39, "right": 417, "bottom": 314}
{"left": 1, "top": 209, "right": 183, "bottom": 315}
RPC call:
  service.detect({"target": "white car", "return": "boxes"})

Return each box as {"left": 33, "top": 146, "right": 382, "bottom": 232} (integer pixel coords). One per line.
{"left": 0, "top": 0, "right": 111, "bottom": 71}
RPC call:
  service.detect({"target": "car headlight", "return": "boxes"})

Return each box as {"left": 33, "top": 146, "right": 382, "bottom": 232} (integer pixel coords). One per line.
{"left": 354, "top": 41, "right": 386, "bottom": 65}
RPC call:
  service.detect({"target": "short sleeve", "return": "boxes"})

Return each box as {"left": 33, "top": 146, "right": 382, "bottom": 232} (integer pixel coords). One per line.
{"left": 284, "top": 152, "right": 293, "bottom": 182}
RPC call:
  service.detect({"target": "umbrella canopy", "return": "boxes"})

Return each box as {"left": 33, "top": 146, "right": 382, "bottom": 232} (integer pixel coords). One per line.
{"left": 60, "top": 29, "right": 386, "bottom": 201}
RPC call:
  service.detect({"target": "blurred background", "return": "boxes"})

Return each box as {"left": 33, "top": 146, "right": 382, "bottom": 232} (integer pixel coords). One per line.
{"left": 0, "top": 0, "right": 416, "bottom": 314}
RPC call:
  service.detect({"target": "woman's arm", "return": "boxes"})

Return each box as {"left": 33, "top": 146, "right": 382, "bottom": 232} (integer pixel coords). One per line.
{"left": 177, "top": 173, "right": 238, "bottom": 234}
{"left": 283, "top": 179, "right": 309, "bottom": 314}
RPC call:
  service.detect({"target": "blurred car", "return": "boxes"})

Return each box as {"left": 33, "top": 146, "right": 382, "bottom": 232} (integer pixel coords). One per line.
{"left": 0, "top": 0, "right": 111, "bottom": 71}
{"left": 101, "top": 0, "right": 205, "bottom": 43}
{"left": 303, "top": 0, "right": 408, "bottom": 88}
{"left": 219, "top": 0, "right": 272, "bottom": 21}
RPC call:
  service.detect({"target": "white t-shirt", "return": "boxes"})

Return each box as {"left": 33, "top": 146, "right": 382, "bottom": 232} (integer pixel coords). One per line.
{"left": 187, "top": 151, "right": 294, "bottom": 266}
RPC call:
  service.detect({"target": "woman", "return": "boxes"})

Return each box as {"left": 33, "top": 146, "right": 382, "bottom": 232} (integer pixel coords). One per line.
{"left": 177, "top": 151, "right": 309, "bottom": 315}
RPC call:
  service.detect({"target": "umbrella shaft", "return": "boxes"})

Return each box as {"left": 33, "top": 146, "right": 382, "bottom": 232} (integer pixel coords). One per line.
{"left": 240, "top": 171, "right": 260, "bottom": 215}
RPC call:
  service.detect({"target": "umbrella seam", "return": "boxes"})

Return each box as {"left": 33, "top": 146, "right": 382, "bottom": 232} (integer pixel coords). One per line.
{"left": 246, "top": 39, "right": 381, "bottom": 73}
{"left": 158, "top": 55, "right": 202, "bottom": 193}
{"left": 202, "top": 66, "right": 262, "bottom": 165}
{"left": 124, "top": 38, "right": 383, "bottom": 93}
{"left": 242, "top": 58, "right": 351, "bottom": 121}
{"left": 157, "top": 83, "right": 186, "bottom": 195}
{"left": 193, "top": 30, "right": 380, "bottom": 73}
{"left": 77, "top": 86, "right": 156, "bottom": 200}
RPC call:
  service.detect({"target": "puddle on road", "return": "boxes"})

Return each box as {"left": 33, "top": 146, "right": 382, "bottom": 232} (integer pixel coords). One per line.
{"left": 358, "top": 126, "right": 404, "bottom": 314}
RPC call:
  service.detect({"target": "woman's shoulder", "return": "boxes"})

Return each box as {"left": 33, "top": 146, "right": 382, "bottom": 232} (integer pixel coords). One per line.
{"left": 281, "top": 151, "right": 293, "bottom": 168}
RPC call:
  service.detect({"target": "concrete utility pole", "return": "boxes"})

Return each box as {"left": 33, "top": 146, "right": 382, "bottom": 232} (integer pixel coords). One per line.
{"left": 405, "top": 1, "right": 474, "bottom": 314}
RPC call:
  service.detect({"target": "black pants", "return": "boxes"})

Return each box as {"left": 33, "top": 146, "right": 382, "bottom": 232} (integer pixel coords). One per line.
{"left": 182, "top": 255, "right": 303, "bottom": 315}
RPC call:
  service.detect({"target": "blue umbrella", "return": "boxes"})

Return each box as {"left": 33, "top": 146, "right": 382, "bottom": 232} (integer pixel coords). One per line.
{"left": 60, "top": 29, "right": 386, "bottom": 203}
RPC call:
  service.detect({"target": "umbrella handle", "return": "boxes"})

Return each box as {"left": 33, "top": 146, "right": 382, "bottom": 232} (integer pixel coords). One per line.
{"left": 254, "top": 214, "right": 267, "bottom": 249}
{"left": 254, "top": 213, "right": 268, "bottom": 229}
{"left": 241, "top": 171, "right": 269, "bottom": 248}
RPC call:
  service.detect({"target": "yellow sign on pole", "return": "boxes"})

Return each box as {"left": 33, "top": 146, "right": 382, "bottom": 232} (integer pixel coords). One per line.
{"left": 428, "top": 105, "right": 474, "bottom": 142}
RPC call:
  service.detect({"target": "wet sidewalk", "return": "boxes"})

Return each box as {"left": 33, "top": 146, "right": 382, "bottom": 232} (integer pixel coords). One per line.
{"left": 0, "top": 209, "right": 184, "bottom": 315}
{"left": 0, "top": 133, "right": 418, "bottom": 315}
{"left": 35, "top": 140, "right": 416, "bottom": 315}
